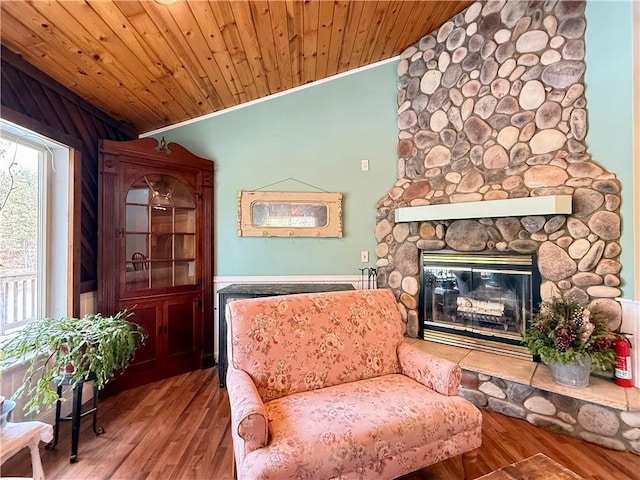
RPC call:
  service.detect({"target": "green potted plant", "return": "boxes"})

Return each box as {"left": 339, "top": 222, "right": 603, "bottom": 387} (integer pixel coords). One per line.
{"left": 523, "top": 299, "right": 616, "bottom": 387}
{"left": 0, "top": 310, "right": 147, "bottom": 413}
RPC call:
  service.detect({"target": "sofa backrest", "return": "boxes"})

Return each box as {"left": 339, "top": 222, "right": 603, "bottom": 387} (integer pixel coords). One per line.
{"left": 226, "top": 289, "right": 404, "bottom": 402}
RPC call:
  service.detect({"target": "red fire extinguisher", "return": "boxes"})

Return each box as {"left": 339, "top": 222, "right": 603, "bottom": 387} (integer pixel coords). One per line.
{"left": 614, "top": 335, "right": 633, "bottom": 388}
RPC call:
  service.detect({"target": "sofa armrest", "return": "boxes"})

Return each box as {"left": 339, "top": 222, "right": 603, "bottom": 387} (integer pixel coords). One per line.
{"left": 226, "top": 366, "right": 269, "bottom": 456}
{"left": 397, "top": 341, "right": 462, "bottom": 396}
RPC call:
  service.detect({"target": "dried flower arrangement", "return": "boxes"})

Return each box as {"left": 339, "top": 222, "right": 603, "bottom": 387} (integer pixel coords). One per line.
{"left": 523, "top": 299, "right": 616, "bottom": 372}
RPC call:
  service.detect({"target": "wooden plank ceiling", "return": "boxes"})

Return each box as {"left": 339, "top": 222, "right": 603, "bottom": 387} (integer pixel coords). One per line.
{"left": 0, "top": 0, "right": 473, "bottom": 134}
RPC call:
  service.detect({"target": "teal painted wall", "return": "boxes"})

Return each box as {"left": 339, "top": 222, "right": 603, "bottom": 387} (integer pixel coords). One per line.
{"left": 585, "top": 0, "right": 635, "bottom": 297}
{"left": 154, "top": 62, "right": 398, "bottom": 276}
{"left": 156, "top": 1, "right": 635, "bottom": 295}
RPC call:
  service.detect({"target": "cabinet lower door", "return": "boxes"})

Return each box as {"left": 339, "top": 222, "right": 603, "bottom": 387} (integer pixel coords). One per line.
{"left": 165, "top": 295, "right": 201, "bottom": 377}
{"left": 102, "top": 295, "right": 201, "bottom": 395}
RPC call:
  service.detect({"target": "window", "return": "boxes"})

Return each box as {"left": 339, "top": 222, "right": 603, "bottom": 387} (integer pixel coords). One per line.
{"left": 0, "top": 120, "right": 70, "bottom": 337}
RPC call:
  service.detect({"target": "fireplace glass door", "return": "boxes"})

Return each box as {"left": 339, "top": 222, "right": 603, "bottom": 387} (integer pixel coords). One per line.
{"left": 421, "top": 253, "right": 537, "bottom": 346}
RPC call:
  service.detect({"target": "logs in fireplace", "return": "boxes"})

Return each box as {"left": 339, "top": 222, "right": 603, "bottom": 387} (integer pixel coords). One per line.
{"left": 420, "top": 252, "right": 541, "bottom": 358}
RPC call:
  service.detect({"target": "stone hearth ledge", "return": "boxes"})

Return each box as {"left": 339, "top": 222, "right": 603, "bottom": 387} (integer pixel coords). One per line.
{"left": 406, "top": 338, "right": 638, "bottom": 411}
{"left": 406, "top": 339, "right": 640, "bottom": 453}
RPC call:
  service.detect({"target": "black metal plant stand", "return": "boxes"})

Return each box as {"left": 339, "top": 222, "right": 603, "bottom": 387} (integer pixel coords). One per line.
{"left": 45, "top": 374, "right": 104, "bottom": 463}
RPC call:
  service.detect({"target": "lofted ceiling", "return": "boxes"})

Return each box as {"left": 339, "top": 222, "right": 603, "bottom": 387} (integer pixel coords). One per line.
{"left": 0, "top": 0, "right": 473, "bottom": 134}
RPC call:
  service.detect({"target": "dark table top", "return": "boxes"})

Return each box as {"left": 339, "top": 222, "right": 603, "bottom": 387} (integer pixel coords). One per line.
{"left": 217, "top": 283, "right": 356, "bottom": 296}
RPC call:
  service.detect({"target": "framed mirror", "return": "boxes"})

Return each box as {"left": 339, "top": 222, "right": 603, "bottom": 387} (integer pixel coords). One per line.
{"left": 237, "top": 191, "right": 343, "bottom": 237}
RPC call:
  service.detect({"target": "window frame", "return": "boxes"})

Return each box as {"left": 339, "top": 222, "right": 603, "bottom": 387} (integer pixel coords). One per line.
{"left": 0, "top": 120, "right": 73, "bottom": 337}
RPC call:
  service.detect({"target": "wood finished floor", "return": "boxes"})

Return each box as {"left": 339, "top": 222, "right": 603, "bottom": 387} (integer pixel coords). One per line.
{"left": 2, "top": 368, "right": 639, "bottom": 480}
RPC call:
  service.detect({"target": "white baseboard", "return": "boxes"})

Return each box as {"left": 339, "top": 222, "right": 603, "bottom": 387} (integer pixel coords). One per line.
{"left": 214, "top": 274, "right": 363, "bottom": 289}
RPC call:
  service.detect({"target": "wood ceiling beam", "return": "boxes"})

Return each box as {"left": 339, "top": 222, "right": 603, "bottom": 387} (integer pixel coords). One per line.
{"left": 248, "top": 1, "right": 283, "bottom": 95}
{"left": 267, "top": 0, "right": 294, "bottom": 91}
{"left": 301, "top": 0, "right": 320, "bottom": 86}
{"left": 208, "top": 1, "right": 261, "bottom": 101}
{"left": 285, "top": 0, "right": 304, "bottom": 88}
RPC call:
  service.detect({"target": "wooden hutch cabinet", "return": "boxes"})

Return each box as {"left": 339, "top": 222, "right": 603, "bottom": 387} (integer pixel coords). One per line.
{"left": 98, "top": 138, "right": 213, "bottom": 393}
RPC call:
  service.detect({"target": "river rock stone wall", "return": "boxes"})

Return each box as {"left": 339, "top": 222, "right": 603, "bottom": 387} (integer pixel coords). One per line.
{"left": 460, "top": 370, "right": 640, "bottom": 454}
{"left": 376, "top": 0, "right": 623, "bottom": 337}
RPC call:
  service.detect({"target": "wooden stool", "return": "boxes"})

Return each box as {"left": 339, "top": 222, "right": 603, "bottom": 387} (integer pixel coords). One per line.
{"left": 45, "top": 375, "right": 104, "bottom": 463}
{"left": 477, "top": 453, "right": 584, "bottom": 479}
{"left": 1, "top": 421, "right": 53, "bottom": 480}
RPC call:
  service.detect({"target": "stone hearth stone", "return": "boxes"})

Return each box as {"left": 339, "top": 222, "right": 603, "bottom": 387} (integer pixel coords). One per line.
{"left": 578, "top": 432, "right": 626, "bottom": 451}
{"left": 578, "top": 404, "right": 620, "bottom": 436}
{"left": 459, "top": 387, "right": 488, "bottom": 408}
{"left": 479, "top": 381, "right": 507, "bottom": 399}
{"left": 526, "top": 414, "right": 575, "bottom": 433}
{"left": 403, "top": 337, "right": 470, "bottom": 363}
{"left": 622, "top": 411, "right": 640, "bottom": 428}
{"left": 507, "top": 383, "right": 535, "bottom": 404}
{"left": 531, "top": 365, "right": 627, "bottom": 410}
{"left": 459, "top": 350, "right": 536, "bottom": 384}
{"left": 488, "top": 398, "right": 527, "bottom": 419}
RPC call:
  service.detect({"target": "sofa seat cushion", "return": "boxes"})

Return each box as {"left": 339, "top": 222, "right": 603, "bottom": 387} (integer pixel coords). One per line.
{"left": 241, "top": 374, "right": 482, "bottom": 480}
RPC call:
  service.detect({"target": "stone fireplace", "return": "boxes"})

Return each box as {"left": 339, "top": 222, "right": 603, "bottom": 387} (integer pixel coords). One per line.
{"left": 375, "top": 0, "right": 624, "bottom": 353}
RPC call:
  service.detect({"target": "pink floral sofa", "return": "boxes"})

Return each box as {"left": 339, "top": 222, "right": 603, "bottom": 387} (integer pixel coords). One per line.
{"left": 226, "top": 288, "right": 482, "bottom": 480}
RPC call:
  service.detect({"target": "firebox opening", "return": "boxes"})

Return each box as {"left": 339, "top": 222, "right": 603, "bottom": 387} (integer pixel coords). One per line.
{"left": 419, "top": 251, "right": 541, "bottom": 359}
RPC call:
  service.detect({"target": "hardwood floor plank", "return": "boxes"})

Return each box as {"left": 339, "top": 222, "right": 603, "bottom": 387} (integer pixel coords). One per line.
{"left": 2, "top": 369, "right": 638, "bottom": 479}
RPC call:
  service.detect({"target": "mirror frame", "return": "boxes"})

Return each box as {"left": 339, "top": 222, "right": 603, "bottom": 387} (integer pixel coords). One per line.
{"left": 237, "top": 190, "right": 343, "bottom": 237}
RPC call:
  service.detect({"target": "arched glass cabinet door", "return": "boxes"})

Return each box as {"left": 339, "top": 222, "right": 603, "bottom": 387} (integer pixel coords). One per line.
{"left": 124, "top": 174, "right": 197, "bottom": 291}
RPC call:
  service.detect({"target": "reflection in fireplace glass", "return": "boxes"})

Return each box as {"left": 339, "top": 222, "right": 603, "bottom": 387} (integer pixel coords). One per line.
{"left": 421, "top": 253, "right": 538, "bottom": 346}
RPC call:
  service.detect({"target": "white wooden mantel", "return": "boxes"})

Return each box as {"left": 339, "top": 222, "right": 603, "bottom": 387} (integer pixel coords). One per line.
{"left": 394, "top": 195, "right": 572, "bottom": 223}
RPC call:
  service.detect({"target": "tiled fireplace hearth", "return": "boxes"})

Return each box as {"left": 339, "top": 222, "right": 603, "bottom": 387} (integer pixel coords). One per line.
{"left": 374, "top": 0, "right": 638, "bottom": 453}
